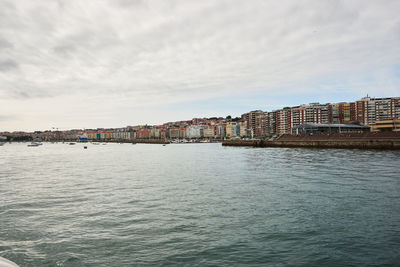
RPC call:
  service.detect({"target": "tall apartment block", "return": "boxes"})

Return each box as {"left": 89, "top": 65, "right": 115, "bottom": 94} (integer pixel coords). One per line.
{"left": 242, "top": 110, "right": 264, "bottom": 137}
{"left": 355, "top": 97, "right": 400, "bottom": 125}
{"left": 243, "top": 96, "right": 400, "bottom": 137}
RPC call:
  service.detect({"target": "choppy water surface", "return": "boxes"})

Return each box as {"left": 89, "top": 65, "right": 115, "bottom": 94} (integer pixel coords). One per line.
{"left": 1, "top": 143, "right": 399, "bottom": 266}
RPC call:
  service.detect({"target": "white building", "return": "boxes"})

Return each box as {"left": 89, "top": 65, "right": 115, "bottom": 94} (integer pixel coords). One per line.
{"left": 186, "top": 125, "right": 203, "bottom": 138}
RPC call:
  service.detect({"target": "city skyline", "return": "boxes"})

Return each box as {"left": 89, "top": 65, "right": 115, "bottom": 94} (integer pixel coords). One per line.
{"left": 1, "top": 1, "right": 400, "bottom": 131}
{"left": 2, "top": 95, "right": 399, "bottom": 135}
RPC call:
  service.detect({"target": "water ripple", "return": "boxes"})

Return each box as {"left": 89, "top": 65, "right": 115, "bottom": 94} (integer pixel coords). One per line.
{"left": 1, "top": 143, "right": 399, "bottom": 266}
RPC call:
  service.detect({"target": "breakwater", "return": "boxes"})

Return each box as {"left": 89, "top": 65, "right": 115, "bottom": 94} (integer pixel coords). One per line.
{"left": 223, "top": 132, "right": 400, "bottom": 149}
{"left": 222, "top": 139, "right": 400, "bottom": 149}
{"left": 89, "top": 139, "right": 169, "bottom": 144}
{"left": 133, "top": 139, "right": 169, "bottom": 144}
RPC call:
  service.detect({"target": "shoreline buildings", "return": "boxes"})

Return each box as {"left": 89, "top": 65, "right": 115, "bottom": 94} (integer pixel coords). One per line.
{"left": 1, "top": 96, "right": 399, "bottom": 142}
{"left": 241, "top": 96, "right": 400, "bottom": 137}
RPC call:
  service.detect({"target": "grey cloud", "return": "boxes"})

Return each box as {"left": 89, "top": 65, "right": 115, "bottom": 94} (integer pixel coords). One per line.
{"left": 0, "top": 39, "right": 13, "bottom": 49}
{"left": 114, "top": 0, "right": 147, "bottom": 8}
{"left": 0, "top": 114, "right": 16, "bottom": 121}
{"left": 53, "top": 44, "right": 76, "bottom": 57}
{"left": 0, "top": 1, "right": 16, "bottom": 26}
{"left": 0, "top": 59, "right": 18, "bottom": 72}
{"left": 8, "top": 88, "right": 54, "bottom": 99}
{"left": 11, "top": 90, "right": 31, "bottom": 99}
{"left": 1, "top": 0, "right": 399, "bottom": 99}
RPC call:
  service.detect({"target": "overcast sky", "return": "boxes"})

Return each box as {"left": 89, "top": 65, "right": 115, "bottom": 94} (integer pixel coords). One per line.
{"left": 1, "top": 0, "right": 400, "bottom": 131}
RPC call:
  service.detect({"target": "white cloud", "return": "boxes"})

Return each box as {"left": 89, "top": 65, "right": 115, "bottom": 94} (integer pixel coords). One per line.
{"left": 1, "top": 0, "right": 400, "bottom": 130}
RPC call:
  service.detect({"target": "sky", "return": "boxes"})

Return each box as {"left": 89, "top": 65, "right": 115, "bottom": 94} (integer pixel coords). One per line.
{"left": 1, "top": 0, "right": 400, "bottom": 131}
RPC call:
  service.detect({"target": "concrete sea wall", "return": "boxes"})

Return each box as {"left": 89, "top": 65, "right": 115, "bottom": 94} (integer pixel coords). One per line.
{"left": 91, "top": 139, "right": 169, "bottom": 144}
{"left": 222, "top": 139, "right": 400, "bottom": 150}
{"left": 133, "top": 139, "right": 169, "bottom": 144}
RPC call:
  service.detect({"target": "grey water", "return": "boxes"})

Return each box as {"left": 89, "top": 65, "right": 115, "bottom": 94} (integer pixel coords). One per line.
{"left": 0, "top": 143, "right": 399, "bottom": 266}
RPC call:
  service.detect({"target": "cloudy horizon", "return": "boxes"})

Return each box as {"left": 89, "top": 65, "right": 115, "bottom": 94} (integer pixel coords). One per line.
{"left": 1, "top": 0, "right": 400, "bottom": 131}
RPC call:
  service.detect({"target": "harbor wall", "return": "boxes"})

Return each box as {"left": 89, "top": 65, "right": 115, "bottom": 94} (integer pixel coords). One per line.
{"left": 90, "top": 139, "right": 169, "bottom": 144}
{"left": 222, "top": 139, "right": 400, "bottom": 149}
{"left": 133, "top": 139, "right": 169, "bottom": 144}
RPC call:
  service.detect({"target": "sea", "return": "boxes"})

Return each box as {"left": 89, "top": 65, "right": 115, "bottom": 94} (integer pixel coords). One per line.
{"left": 0, "top": 142, "right": 399, "bottom": 266}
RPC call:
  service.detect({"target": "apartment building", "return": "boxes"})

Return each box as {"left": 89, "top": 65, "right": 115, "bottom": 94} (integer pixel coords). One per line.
{"left": 203, "top": 127, "right": 215, "bottom": 138}
{"left": 242, "top": 110, "right": 264, "bottom": 136}
{"left": 267, "top": 111, "right": 277, "bottom": 136}
{"left": 186, "top": 125, "right": 203, "bottom": 138}
{"left": 276, "top": 108, "right": 291, "bottom": 135}
{"left": 331, "top": 102, "right": 356, "bottom": 124}
{"left": 255, "top": 112, "right": 268, "bottom": 137}
{"left": 355, "top": 97, "right": 400, "bottom": 125}
{"left": 239, "top": 120, "right": 248, "bottom": 137}
{"left": 150, "top": 128, "right": 161, "bottom": 139}
{"left": 226, "top": 122, "right": 241, "bottom": 138}
{"left": 169, "top": 128, "right": 186, "bottom": 139}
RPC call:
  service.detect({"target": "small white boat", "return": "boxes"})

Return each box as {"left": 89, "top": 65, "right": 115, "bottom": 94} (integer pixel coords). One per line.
{"left": 0, "top": 256, "right": 19, "bottom": 266}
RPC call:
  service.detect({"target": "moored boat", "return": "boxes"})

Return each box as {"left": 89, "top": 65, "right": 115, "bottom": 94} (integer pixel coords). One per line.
{"left": 0, "top": 256, "right": 18, "bottom": 267}
{"left": 27, "top": 142, "right": 40, "bottom": 147}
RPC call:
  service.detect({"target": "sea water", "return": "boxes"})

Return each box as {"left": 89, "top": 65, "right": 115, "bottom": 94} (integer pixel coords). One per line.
{"left": 1, "top": 143, "right": 399, "bottom": 266}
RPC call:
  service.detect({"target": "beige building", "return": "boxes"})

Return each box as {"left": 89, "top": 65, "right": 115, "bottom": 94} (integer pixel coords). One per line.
{"left": 239, "top": 121, "right": 248, "bottom": 137}
{"left": 372, "top": 119, "right": 400, "bottom": 132}
{"left": 203, "top": 127, "right": 215, "bottom": 138}
{"left": 150, "top": 128, "right": 160, "bottom": 139}
{"left": 225, "top": 122, "right": 237, "bottom": 138}
{"left": 169, "top": 128, "right": 186, "bottom": 139}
